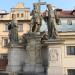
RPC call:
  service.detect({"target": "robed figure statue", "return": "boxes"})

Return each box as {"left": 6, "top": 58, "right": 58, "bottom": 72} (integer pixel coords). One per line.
{"left": 8, "top": 20, "right": 18, "bottom": 44}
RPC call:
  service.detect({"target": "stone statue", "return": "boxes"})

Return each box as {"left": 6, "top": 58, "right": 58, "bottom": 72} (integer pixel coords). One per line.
{"left": 21, "top": 34, "right": 28, "bottom": 49}
{"left": 41, "top": 31, "right": 48, "bottom": 44}
{"left": 44, "top": 4, "right": 58, "bottom": 39}
{"left": 8, "top": 20, "right": 18, "bottom": 44}
{"left": 31, "top": 3, "right": 42, "bottom": 32}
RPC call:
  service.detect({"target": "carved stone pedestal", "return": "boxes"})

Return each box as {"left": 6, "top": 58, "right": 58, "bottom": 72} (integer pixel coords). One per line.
{"left": 43, "top": 39, "right": 64, "bottom": 75}
{"left": 7, "top": 43, "right": 25, "bottom": 73}
{"left": 24, "top": 64, "right": 44, "bottom": 73}
{"left": 23, "top": 32, "right": 44, "bottom": 74}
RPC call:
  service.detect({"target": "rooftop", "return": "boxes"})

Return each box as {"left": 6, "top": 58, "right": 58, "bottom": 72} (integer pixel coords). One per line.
{"left": 57, "top": 24, "right": 75, "bottom": 32}
{"left": 43, "top": 9, "right": 75, "bottom": 18}
{"left": 40, "top": 20, "right": 75, "bottom": 32}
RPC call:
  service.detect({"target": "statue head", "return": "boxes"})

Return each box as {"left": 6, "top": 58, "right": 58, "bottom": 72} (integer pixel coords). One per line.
{"left": 47, "top": 4, "right": 52, "bottom": 10}
{"left": 33, "top": 3, "right": 40, "bottom": 13}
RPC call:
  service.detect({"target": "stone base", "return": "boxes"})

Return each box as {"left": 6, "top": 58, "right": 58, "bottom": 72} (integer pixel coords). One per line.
{"left": 48, "top": 67, "right": 63, "bottom": 75}
{"left": 18, "top": 72, "right": 45, "bottom": 75}
{"left": 43, "top": 38, "right": 64, "bottom": 75}
{"left": 0, "top": 73, "right": 8, "bottom": 75}
{"left": 7, "top": 65, "right": 21, "bottom": 72}
{"left": 7, "top": 43, "right": 25, "bottom": 72}
{"left": 23, "top": 33, "right": 44, "bottom": 73}
{"left": 23, "top": 64, "right": 44, "bottom": 73}
{"left": 0, "top": 72, "right": 46, "bottom": 75}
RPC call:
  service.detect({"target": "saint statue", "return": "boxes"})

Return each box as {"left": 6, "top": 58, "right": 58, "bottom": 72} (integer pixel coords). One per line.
{"left": 44, "top": 4, "right": 59, "bottom": 39}
{"left": 8, "top": 19, "right": 18, "bottom": 44}
{"left": 31, "top": 3, "right": 42, "bottom": 32}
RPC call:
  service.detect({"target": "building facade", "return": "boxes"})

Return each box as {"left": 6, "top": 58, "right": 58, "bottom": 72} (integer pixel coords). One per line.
{"left": 57, "top": 9, "right": 75, "bottom": 75}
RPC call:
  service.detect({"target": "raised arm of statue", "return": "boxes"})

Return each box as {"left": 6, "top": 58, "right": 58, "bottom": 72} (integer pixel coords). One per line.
{"left": 47, "top": 4, "right": 52, "bottom": 11}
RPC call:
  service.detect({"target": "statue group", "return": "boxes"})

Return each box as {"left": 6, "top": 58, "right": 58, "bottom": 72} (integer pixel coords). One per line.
{"left": 31, "top": 3, "right": 60, "bottom": 39}
{"left": 8, "top": 3, "right": 60, "bottom": 44}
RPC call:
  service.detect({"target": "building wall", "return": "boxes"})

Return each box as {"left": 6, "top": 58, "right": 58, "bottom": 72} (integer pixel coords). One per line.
{"left": 59, "top": 33, "right": 75, "bottom": 75}
{"left": 59, "top": 14, "right": 75, "bottom": 75}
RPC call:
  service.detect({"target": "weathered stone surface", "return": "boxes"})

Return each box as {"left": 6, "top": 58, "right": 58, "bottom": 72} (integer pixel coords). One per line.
{"left": 43, "top": 39, "right": 64, "bottom": 75}
{"left": 23, "top": 33, "right": 44, "bottom": 73}
{"left": 0, "top": 73, "right": 8, "bottom": 75}
{"left": 7, "top": 44, "right": 25, "bottom": 72}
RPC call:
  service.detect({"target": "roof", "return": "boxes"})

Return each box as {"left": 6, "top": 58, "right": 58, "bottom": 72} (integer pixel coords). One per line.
{"left": 43, "top": 9, "right": 75, "bottom": 18}
{"left": 57, "top": 24, "right": 75, "bottom": 32}
{"left": 58, "top": 10, "right": 75, "bottom": 18}
{"left": 0, "top": 13, "right": 9, "bottom": 15}
{"left": 40, "top": 19, "right": 75, "bottom": 32}
{"left": 0, "top": 10, "right": 8, "bottom": 15}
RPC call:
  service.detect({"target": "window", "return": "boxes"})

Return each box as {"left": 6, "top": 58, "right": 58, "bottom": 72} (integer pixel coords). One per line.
{"left": 68, "top": 69, "right": 75, "bottom": 75}
{"left": 67, "top": 46, "right": 75, "bottom": 55}
{"left": 21, "top": 13, "right": 24, "bottom": 17}
{"left": 67, "top": 19, "right": 72, "bottom": 25}
{"left": 5, "top": 24, "right": 8, "bottom": 32}
{"left": 5, "top": 24, "right": 23, "bottom": 32}
{"left": 17, "top": 13, "right": 19, "bottom": 17}
{"left": 0, "top": 54, "right": 7, "bottom": 60}
{"left": 12, "top": 14, "right": 15, "bottom": 18}
{"left": 3, "top": 38, "right": 8, "bottom": 47}
{"left": 18, "top": 24, "right": 23, "bottom": 32}
{"left": 18, "top": 9, "right": 24, "bottom": 13}
{"left": 0, "top": 15, "right": 3, "bottom": 18}
{"left": 12, "top": 14, "right": 16, "bottom": 19}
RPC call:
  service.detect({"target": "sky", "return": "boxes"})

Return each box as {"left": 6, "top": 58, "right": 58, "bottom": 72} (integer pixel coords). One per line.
{"left": 0, "top": 0, "right": 75, "bottom": 11}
